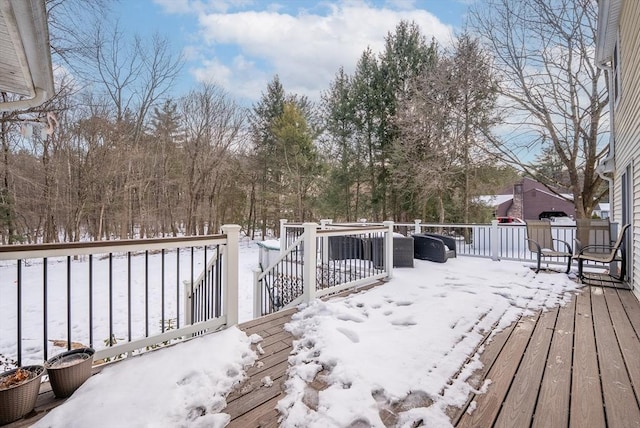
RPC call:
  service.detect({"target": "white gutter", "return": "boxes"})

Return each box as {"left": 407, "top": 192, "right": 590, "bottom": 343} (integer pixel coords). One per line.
{"left": 595, "top": 59, "right": 615, "bottom": 215}
{"left": 594, "top": 0, "right": 621, "bottom": 183}
{"left": 595, "top": 60, "right": 615, "bottom": 178}
{"left": 0, "top": 0, "right": 54, "bottom": 112}
{"left": 0, "top": 88, "right": 50, "bottom": 113}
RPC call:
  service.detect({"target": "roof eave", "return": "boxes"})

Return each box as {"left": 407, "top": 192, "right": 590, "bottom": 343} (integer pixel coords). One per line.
{"left": 0, "top": 0, "right": 54, "bottom": 112}
{"left": 596, "top": 0, "right": 623, "bottom": 65}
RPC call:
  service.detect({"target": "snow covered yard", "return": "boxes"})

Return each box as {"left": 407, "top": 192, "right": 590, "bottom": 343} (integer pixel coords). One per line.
{"left": 32, "top": 255, "right": 580, "bottom": 427}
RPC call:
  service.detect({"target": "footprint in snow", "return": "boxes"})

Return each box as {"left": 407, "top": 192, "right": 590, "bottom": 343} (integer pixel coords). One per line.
{"left": 395, "top": 301, "right": 412, "bottom": 307}
{"left": 336, "top": 327, "right": 360, "bottom": 343}
{"left": 337, "top": 313, "right": 366, "bottom": 323}
{"left": 391, "top": 317, "right": 417, "bottom": 326}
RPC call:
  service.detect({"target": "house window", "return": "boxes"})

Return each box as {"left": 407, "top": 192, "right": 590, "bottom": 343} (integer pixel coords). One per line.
{"left": 613, "top": 36, "right": 621, "bottom": 104}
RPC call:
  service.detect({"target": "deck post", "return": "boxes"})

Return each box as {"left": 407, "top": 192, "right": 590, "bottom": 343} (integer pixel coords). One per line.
{"left": 279, "top": 219, "right": 288, "bottom": 254}
{"left": 414, "top": 219, "right": 422, "bottom": 235}
{"left": 491, "top": 220, "right": 499, "bottom": 261}
{"left": 302, "top": 222, "right": 318, "bottom": 303}
{"left": 222, "top": 224, "right": 240, "bottom": 326}
{"left": 384, "top": 221, "right": 394, "bottom": 279}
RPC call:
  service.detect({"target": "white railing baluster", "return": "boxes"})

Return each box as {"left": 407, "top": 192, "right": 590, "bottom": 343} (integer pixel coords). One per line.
{"left": 222, "top": 224, "right": 240, "bottom": 326}
{"left": 384, "top": 221, "right": 394, "bottom": 280}
{"left": 302, "top": 222, "right": 318, "bottom": 303}
{"left": 414, "top": 219, "right": 422, "bottom": 235}
{"left": 491, "top": 220, "right": 500, "bottom": 261}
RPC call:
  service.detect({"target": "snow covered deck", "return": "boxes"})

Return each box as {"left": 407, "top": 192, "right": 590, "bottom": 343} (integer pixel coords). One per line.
{"left": 12, "top": 282, "right": 640, "bottom": 427}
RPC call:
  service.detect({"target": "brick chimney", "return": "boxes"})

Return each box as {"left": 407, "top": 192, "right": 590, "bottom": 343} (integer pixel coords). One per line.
{"left": 508, "top": 181, "right": 524, "bottom": 219}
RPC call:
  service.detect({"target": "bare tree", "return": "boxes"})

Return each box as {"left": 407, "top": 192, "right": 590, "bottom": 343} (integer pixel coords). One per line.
{"left": 393, "top": 53, "right": 460, "bottom": 222}
{"left": 46, "top": 0, "right": 112, "bottom": 67}
{"left": 470, "top": 0, "right": 608, "bottom": 218}
{"left": 180, "top": 84, "right": 245, "bottom": 235}
{"left": 92, "top": 25, "right": 183, "bottom": 236}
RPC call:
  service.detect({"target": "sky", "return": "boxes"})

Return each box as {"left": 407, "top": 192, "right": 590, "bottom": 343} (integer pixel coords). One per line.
{"left": 31, "top": 249, "right": 580, "bottom": 427}
{"left": 111, "top": 0, "right": 471, "bottom": 104}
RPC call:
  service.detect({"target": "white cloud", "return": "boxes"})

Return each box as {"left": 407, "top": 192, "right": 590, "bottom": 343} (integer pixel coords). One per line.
{"left": 191, "top": 58, "right": 233, "bottom": 86}
{"left": 186, "top": 2, "right": 453, "bottom": 103}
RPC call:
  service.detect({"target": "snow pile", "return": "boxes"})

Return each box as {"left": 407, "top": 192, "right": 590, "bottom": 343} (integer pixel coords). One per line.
{"left": 278, "top": 257, "right": 580, "bottom": 427}
{"left": 35, "top": 327, "right": 256, "bottom": 428}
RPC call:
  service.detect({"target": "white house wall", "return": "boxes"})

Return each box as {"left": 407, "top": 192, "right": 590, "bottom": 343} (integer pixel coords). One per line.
{"left": 613, "top": 0, "right": 640, "bottom": 293}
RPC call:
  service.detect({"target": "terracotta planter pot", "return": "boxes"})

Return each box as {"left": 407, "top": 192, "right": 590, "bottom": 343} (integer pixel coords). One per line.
{"left": 0, "top": 365, "right": 44, "bottom": 425}
{"left": 45, "top": 348, "right": 95, "bottom": 398}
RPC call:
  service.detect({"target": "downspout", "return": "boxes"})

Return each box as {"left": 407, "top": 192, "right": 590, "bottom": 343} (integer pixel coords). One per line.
{"left": 596, "top": 59, "right": 615, "bottom": 211}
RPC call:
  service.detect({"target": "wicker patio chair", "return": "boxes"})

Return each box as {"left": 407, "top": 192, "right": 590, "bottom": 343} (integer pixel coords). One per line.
{"left": 525, "top": 220, "right": 573, "bottom": 273}
{"left": 576, "top": 223, "right": 630, "bottom": 286}
{"left": 413, "top": 233, "right": 456, "bottom": 263}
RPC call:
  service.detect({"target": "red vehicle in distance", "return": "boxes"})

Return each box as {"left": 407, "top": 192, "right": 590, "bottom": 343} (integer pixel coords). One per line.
{"left": 496, "top": 216, "right": 525, "bottom": 224}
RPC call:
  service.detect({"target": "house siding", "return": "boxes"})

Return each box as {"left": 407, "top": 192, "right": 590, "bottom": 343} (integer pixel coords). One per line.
{"left": 612, "top": 0, "right": 640, "bottom": 292}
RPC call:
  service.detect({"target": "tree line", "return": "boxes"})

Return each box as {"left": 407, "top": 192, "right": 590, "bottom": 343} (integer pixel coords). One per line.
{"left": 0, "top": 0, "right": 606, "bottom": 243}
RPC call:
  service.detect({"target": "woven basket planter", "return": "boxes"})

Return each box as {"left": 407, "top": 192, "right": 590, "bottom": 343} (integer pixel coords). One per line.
{"left": 45, "top": 348, "right": 95, "bottom": 398}
{"left": 0, "top": 365, "right": 44, "bottom": 425}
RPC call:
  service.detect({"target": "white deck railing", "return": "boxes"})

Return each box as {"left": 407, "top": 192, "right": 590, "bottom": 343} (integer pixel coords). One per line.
{"left": 2, "top": 218, "right": 615, "bottom": 369}
{"left": 0, "top": 225, "right": 240, "bottom": 367}
{"left": 254, "top": 222, "right": 394, "bottom": 317}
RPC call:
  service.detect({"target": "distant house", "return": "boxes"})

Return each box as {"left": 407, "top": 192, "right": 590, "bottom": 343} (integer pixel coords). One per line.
{"left": 593, "top": 203, "right": 611, "bottom": 219}
{"left": 596, "top": 0, "right": 638, "bottom": 295}
{"left": 479, "top": 177, "right": 576, "bottom": 221}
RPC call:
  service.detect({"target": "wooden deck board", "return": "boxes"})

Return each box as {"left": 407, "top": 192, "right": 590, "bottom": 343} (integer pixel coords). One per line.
{"left": 456, "top": 313, "right": 539, "bottom": 428}
{"left": 259, "top": 330, "right": 294, "bottom": 349}
{"left": 605, "top": 288, "right": 640, "bottom": 410}
{"left": 570, "top": 288, "right": 606, "bottom": 428}
{"left": 449, "top": 319, "right": 518, "bottom": 425}
{"left": 532, "top": 297, "right": 575, "bottom": 428}
{"left": 457, "top": 286, "right": 640, "bottom": 428}
{"left": 592, "top": 287, "right": 640, "bottom": 427}
{"left": 227, "top": 394, "right": 284, "bottom": 428}
{"left": 494, "top": 307, "right": 558, "bottom": 428}
{"left": 618, "top": 288, "right": 640, "bottom": 338}
{"left": 225, "top": 374, "right": 286, "bottom": 420}
{"left": 240, "top": 308, "right": 297, "bottom": 331}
